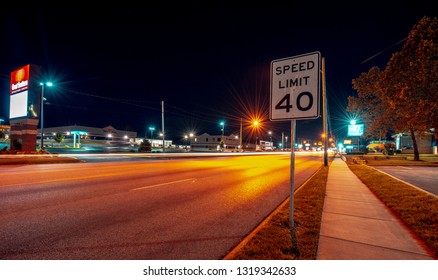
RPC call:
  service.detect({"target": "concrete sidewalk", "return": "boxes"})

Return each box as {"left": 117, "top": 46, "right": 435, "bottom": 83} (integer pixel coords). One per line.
{"left": 316, "top": 157, "right": 435, "bottom": 260}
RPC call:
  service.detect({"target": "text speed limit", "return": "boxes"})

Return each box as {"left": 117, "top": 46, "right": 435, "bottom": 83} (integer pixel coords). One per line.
{"left": 270, "top": 52, "right": 321, "bottom": 120}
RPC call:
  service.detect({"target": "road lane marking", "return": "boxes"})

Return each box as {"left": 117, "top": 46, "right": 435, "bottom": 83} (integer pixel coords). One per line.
{"left": 399, "top": 166, "right": 413, "bottom": 170}
{"left": 0, "top": 171, "right": 141, "bottom": 188}
{"left": 131, "top": 178, "right": 196, "bottom": 191}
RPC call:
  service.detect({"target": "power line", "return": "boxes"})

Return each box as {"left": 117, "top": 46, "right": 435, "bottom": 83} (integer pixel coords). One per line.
{"left": 360, "top": 37, "right": 407, "bottom": 65}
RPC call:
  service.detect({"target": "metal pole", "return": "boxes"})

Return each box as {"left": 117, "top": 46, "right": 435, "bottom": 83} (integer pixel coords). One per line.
{"left": 162, "top": 101, "right": 165, "bottom": 153}
{"left": 282, "top": 132, "right": 284, "bottom": 151}
{"left": 290, "top": 120, "right": 297, "bottom": 249}
{"left": 239, "top": 118, "right": 242, "bottom": 151}
{"left": 322, "top": 57, "right": 328, "bottom": 166}
{"left": 40, "top": 83, "right": 45, "bottom": 149}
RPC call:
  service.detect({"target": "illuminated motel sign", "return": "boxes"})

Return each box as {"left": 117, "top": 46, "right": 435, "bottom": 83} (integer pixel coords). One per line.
{"left": 348, "top": 124, "right": 364, "bottom": 136}
{"left": 10, "top": 64, "right": 30, "bottom": 94}
{"left": 8, "top": 64, "right": 43, "bottom": 152}
{"left": 9, "top": 64, "right": 41, "bottom": 120}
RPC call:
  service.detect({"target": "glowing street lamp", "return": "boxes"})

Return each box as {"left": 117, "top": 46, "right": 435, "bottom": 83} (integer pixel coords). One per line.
{"left": 149, "top": 126, "right": 155, "bottom": 139}
{"left": 253, "top": 121, "right": 259, "bottom": 148}
{"left": 39, "top": 82, "right": 53, "bottom": 149}
{"left": 219, "top": 121, "right": 225, "bottom": 138}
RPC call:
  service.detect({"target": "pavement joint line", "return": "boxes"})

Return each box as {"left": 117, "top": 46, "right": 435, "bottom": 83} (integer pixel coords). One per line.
{"left": 324, "top": 196, "right": 377, "bottom": 204}
{"left": 318, "top": 235, "right": 434, "bottom": 258}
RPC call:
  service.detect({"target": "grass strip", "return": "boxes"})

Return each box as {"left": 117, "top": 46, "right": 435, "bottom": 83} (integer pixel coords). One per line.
{"left": 227, "top": 164, "right": 329, "bottom": 260}
{"left": 347, "top": 162, "right": 438, "bottom": 257}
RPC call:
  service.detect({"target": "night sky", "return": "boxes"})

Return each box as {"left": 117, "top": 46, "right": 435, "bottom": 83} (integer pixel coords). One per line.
{"left": 1, "top": 3, "right": 435, "bottom": 144}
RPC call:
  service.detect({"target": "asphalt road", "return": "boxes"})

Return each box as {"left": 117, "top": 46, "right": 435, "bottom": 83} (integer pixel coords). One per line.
{"left": 0, "top": 153, "right": 322, "bottom": 259}
{"left": 371, "top": 166, "right": 438, "bottom": 196}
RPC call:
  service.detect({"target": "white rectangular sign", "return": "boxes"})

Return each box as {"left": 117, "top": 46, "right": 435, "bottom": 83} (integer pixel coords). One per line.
{"left": 270, "top": 51, "right": 321, "bottom": 120}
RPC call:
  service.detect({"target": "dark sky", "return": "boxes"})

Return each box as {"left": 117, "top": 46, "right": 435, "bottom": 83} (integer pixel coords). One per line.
{"left": 1, "top": 3, "right": 436, "bottom": 144}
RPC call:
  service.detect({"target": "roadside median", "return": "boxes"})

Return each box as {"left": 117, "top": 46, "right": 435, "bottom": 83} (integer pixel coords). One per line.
{"left": 0, "top": 154, "right": 82, "bottom": 165}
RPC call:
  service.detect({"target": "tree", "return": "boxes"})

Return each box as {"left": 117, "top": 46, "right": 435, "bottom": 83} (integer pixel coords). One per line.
{"left": 383, "top": 16, "right": 438, "bottom": 160}
{"left": 219, "top": 139, "right": 225, "bottom": 151}
{"left": 349, "top": 16, "right": 438, "bottom": 160}
{"left": 138, "top": 139, "right": 152, "bottom": 153}
{"left": 53, "top": 132, "right": 65, "bottom": 143}
{"left": 349, "top": 66, "right": 396, "bottom": 141}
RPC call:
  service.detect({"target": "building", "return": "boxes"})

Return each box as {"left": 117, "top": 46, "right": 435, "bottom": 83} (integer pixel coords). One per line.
{"left": 189, "top": 133, "right": 242, "bottom": 152}
{"left": 135, "top": 138, "right": 174, "bottom": 149}
{"left": 38, "top": 125, "right": 137, "bottom": 150}
{"left": 392, "top": 131, "right": 436, "bottom": 154}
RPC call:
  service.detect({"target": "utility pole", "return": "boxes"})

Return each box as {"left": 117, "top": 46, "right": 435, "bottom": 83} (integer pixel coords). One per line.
{"left": 282, "top": 131, "right": 284, "bottom": 151}
{"left": 40, "top": 83, "right": 45, "bottom": 149}
{"left": 162, "top": 101, "right": 165, "bottom": 153}
{"left": 322, "top": 57, "right": 328, "bottom": 166}
{"left": 239, "top": 118, "right": 243, "bottom": 151}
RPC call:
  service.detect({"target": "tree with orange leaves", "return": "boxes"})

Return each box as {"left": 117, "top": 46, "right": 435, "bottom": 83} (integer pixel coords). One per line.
{"left": 348, "top": 16, "right": 437, "bottom": 160}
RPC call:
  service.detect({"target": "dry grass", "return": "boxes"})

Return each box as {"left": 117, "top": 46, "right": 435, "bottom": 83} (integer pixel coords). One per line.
{"left": 347, "top": 162, "right": 438, "bottom": 257}
{"left": 352, "top": 154, "right": 438, "bottom": 166}
{"left": 226, "top": 164, "right": 329, "bottom": 260}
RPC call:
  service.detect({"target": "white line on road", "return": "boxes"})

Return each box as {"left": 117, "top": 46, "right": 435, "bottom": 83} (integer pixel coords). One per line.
{"left": 399, "top": 166, "right": 413, "bottom": 170}
{"left": 131, "top": 178, "right": 196, "bottom": 191}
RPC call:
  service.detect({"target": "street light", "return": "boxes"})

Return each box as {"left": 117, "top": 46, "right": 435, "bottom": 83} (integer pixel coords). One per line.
{"left": 149, "top": 126, "right": 155, "bottom": 139}
{"left": 39, "top": 82, "right": 53, "bottom": 149}
{"left": 219, "top": 121, "right": 224, "bottom": 138}
{"left": 184, "top": 135, "right": 188, "bottom": 149}
{"left": 253, "top": 121, "right": 259, "bottom": 150}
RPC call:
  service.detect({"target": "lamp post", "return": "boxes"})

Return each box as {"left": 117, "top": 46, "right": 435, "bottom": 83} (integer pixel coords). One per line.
{"left": 219, "top": 121, "right": 224, "bottom": 138}
{"left": 39, "top": 82, "right": 53, "bottom": 149}
{"left": 149, "top": 126, "right": 155, "bottom": 140}
{"left": 253, "top": 121, "right": 259, "bottom": 150}
{"left": 184, "top": 135, "right": 188, "bottom": 149}
{"left": 159, "top": 132, "right": 163, "bottom": 147}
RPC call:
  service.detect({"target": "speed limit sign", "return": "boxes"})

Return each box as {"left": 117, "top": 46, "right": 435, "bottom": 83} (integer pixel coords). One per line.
{"left": 270, "top": 51, "right": 321, "bottom": 120}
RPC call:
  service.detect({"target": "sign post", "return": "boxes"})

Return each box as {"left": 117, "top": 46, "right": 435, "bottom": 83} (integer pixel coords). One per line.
{"left": 270, "top": 51, "right": 321, "bottom": 250}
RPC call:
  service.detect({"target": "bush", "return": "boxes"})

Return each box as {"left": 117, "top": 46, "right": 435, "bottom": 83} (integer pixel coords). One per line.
{"left": 138, "top": 140, "right": 152, "bottom": 153}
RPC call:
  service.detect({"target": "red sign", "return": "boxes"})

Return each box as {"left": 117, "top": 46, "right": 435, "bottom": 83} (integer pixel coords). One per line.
{"left": 10, "top": 64, "right": 30, "bottom": 94}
